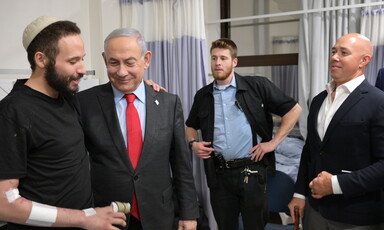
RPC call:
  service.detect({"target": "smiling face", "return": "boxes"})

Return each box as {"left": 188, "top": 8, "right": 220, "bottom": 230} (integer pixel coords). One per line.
{"left": 210, "top": 48, "right": 238, "bottom": 85}
{"left": 330, "top": 33, "right": 372, "bottom": 87}
{"left": 45, "top": 34, "right": 86, "bottom": 94}
{"left": 103, "top": 36, "right": 151, "bottom": 94}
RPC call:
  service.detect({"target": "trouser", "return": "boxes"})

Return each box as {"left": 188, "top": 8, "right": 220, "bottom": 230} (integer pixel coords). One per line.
{"left": 303, "top": 201, "right": 384, "bottom": 230}
{"left": 127, "top": 216, "right": 143, "bottom": 230}
{"left": 209, "top": 163, "right": 268, "bottom": 230}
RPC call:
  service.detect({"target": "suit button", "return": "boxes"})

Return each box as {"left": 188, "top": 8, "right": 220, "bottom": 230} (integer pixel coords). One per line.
{"left": 134, "top": 175, "right": 139, "bottom": 181}
{"left": 320, "top": 151, "right": 324, "bottom": 156}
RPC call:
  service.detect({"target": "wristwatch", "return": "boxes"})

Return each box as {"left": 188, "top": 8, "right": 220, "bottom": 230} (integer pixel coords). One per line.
{"left": 188, "top": 140, "right": 198, "bottom": 150}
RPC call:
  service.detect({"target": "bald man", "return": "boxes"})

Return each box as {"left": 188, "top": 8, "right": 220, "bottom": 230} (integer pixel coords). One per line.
{"left": 288, "top": 33, "right": 384, "bottom": 229}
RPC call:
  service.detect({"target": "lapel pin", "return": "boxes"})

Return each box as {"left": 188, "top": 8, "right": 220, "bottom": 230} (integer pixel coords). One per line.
{"left": 155, "top": 99, "right": 159, "bottom": 105}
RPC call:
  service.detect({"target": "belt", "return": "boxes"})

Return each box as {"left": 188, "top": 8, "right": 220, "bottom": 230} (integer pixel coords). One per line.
{"left": 214, "top": 154, "right": 257, "bottom": 169}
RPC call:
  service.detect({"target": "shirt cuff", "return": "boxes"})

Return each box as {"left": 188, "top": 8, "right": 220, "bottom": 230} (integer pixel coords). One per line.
{"left": 293, "top": 193, "right": 306, "bottom": 200}
{"left": 332, "top": 175, "right": 343, "bottom": 194}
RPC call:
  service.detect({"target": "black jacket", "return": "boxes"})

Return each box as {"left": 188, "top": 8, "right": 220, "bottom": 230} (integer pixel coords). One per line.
{"left": 186, "top": 73, "right": 297, "bottom": 187}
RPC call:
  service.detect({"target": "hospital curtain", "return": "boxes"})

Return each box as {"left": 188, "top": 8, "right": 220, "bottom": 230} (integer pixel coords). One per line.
{"left": 271, "top": 36, "right": 299, "bottom": 102}
{"left": 360, "top": 7, "right": 384, "bottom": 84}
{"left": 272, "top": 65, "right": 299, "bottom": 102}
{"left": 119, "top": 0, "right": 212, "bottom": 229}
{"left": 297, "top": 0, "right": 361, "bottom": 138}
{"left": 119, "top": 0, "right": 208, "bottom": 119}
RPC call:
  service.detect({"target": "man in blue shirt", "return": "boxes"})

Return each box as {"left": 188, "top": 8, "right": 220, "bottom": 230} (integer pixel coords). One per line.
{"left": 186, "top": 38, "right": 301, "bottom": 230}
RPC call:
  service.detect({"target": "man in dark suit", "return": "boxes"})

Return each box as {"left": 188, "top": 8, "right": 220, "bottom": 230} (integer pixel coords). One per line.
{"left": 288, "top": 33, "right": 384, "bottom": 229}
{"left": 78, "top": 28, "right": 199, "bottom": 230}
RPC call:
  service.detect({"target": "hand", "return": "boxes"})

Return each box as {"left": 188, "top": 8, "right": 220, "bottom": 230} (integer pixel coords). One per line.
{"left": 249, "top": 141, "right": 277, "bottom": 161}
{"left": 288, "top": 197, "right": 305, "bottom": 223}
{"left": 191, "top": 141, "right": 214, "bottom": 159}
{"left": 309, "top": 171, "right": 333, "bottom": 199}
{"left": 82, "top": 206, "right": 126, "bottom": 230}
{"left": 178, "top": 220, "right": 197, "bottom": 230}
{"left": 145, "top": 80, "right": 167, "bottom": 92}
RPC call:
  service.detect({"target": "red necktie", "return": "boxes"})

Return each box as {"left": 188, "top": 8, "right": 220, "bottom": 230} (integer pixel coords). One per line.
{"left": 125, "top": 94, "right": 142, "bottom": 220}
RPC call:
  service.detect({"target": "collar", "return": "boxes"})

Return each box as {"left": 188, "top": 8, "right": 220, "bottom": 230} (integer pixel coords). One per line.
{"left": 204, "top": 73, "right": 248, "bottom": 96}
{"left": 213, "top": 74, "right": 236, "bottom": 91}
{"left": 326, "top": 75, "right": 365, "bottom": 94}
{"left": 112, "top": 80, "right": 145, "bottom": 103}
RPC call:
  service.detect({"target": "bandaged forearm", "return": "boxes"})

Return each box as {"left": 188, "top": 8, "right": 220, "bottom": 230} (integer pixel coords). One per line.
{"left": 5, "top": 188, "right": 57, "bottom": 227}
{"left": 26, "top": 202, "right": 57, "bottom": 226}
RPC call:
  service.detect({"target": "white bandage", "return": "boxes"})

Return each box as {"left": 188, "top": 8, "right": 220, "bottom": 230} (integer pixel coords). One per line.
{"left": 26, "top": 202, "right": 57, "bottom": 227}
{"left": 83, "top": 208, "right": 97, "bottom": 216}
{"left": 5, "top": 188, "right": 21, "bottom": 203}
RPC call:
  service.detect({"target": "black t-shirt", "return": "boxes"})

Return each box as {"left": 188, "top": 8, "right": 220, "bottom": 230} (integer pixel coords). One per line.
{"left": 0, "top": 80, "right": 92, "bottom": 230}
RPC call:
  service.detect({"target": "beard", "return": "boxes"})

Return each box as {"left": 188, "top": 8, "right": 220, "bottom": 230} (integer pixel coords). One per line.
{"left": 212, "top": 67, "right": 232, "bottom": 81}
{"left": 45, "top": 62, "right": 83, "bottom": 95}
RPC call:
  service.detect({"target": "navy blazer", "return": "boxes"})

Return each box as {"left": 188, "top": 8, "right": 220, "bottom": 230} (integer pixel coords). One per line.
{"left": 295, "top": 79, "right": 384, "bottom": 225}
{"left": 375, "top": 67, "right": 384, "bottom": 91}
{"left": 78, "top": 83, "right": 199, "bottom": 229}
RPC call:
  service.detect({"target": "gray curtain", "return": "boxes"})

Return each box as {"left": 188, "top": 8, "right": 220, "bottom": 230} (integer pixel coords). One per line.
{"left": 272, "top": 65, "right": 299, "bottom": 102}
{"left": 145, "top": 38, "right": 208, "bottom": 118}
{"left": 298, "top": 0, "right": 361, "bottom": 138}
{"left": 361, "top": 7, "right": 384, "bottom": 85}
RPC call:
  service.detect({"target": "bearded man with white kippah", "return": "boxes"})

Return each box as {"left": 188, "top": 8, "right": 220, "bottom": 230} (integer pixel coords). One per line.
{"left": 0, "top": 16, "right": 127, "bottom": 230}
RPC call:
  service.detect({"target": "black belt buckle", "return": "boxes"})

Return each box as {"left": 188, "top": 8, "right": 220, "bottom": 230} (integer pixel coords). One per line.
{"left": 215, "top": 154, "right": 256, "bottom": 169}
{"left": 225, "top": 160, "right": 234, "bottom": 168}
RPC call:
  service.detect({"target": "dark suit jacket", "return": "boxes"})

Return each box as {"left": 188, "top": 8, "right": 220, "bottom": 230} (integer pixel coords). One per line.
{"left": 78, "top": 82, "right": 199, "bottom": 230}
{"left": 295, "top": 79, "right": 384, "bottom": 225}
{"left": 375, "top": 67, "right": 384, "bottom": 91}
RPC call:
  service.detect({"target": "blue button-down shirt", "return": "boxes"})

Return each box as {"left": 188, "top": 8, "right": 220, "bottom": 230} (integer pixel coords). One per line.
{"left": 112, "top": 80, "right": 146, "bottom": 147}
{"left": 213, "top": 76, "right": 253, "bottom": 160}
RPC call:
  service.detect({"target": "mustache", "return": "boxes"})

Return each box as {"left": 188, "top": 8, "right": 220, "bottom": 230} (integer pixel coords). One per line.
{"left": 72, "top": 74, "right": 84, "bottom": 81}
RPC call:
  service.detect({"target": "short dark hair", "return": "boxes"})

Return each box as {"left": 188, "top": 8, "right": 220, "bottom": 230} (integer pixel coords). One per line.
{"left": 210, "top": 38, "right": 238, "bottom": 58}
{"left": 27, "top": 21, "right": 81, "bottom": 71}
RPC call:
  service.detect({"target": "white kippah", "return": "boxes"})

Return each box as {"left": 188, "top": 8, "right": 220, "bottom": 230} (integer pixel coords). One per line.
{"left": 22, "top": 16, "right": 60, "bottom": 50}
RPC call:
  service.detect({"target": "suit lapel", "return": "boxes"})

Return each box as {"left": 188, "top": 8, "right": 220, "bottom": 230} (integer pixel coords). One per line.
{"left": 136, "top": 84, "right": 160, "bottom": 171}
{"left": 309, "top": 91, "right": 327, "bottom": 143}
{"left": 322, "top": 81, "right": 367, "bottom": 145}
{"left": 97, "top": 83, "right": 131, "bottom": 168}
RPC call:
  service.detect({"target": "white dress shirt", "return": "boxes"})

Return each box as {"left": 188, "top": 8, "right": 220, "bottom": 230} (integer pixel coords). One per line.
{"left": 294, "top": 75, "right": 365, "bottom": 199}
